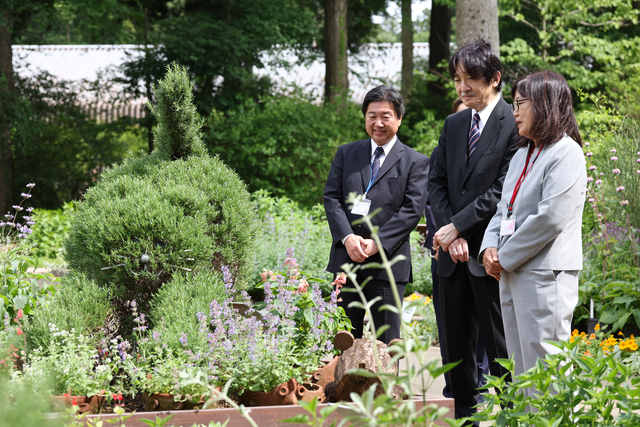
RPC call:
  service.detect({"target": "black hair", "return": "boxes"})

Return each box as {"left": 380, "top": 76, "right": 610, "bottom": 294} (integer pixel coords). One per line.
{"left": 448, "top": 37, "right": 503, "bottom": 92}
{"left": 361, "top": 85, "right": 405, "bottom": 119}
{"left": 511, "top": 70, "right": 582, "bottom": 148}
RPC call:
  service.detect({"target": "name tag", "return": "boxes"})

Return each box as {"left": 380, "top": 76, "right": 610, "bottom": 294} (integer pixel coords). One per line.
{"left": 351, "top": 198, "right": 371, "bottom": 216}
{"left": 500, "top": 217, "right": 516, "bottom": 236}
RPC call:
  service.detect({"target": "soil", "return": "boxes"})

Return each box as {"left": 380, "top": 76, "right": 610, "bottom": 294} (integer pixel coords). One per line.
{"left": 98, "top": 393, "right": 236, "bottom": 414}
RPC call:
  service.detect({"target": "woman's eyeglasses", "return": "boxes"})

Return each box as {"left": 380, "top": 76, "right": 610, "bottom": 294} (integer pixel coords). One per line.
{"left": 511, "top": 98, "right": 529, "bottom": 112}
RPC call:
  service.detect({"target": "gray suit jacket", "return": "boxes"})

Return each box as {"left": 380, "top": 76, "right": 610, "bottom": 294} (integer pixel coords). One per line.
{"left": 479, "top": 135, "right": 587, "bottom": 272}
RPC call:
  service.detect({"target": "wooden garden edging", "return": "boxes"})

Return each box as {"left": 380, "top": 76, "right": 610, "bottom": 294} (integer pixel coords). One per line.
{"left": 65, "top": 395, "right": 454, "bottom": 427}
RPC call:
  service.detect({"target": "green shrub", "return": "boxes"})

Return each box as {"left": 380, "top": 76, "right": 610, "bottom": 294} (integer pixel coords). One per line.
{"left": 64, "top": 64, "right": 258, "bottom": 321}
{"left": 149, "top": 271, "right": 226, "bottom": 350}
{"left": 206, "top": 93, "right": 365, "bottom": 208}
{"left": 24, "top": 271, "right": 112, "bottom": 351}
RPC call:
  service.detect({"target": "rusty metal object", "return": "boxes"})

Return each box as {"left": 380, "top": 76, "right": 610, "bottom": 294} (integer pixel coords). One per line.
{"left": 310, "top": 356, "right": 339, "bottom": 389}
{"left": 50, "top": 394, "right": 105, "bottom": 414}
{"left": 238, "top": 378, "right": 303, "bottom": 407}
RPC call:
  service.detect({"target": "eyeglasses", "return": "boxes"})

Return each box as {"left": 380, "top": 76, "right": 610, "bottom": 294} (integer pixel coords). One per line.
{"left": 511, "top": 98, "right": 529, "bottom": 112}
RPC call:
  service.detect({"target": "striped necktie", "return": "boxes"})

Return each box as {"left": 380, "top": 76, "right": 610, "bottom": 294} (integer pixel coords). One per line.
{"left": 371, "top": 146, "right": 384, "bottom": 182}
{"left": 469, "top": 113, "right": 480, "bottom": 162}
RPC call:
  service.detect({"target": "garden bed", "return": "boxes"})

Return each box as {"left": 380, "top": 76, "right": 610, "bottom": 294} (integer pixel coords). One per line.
{"left": 57, "top": 395, "right": 454, "bottom": 427}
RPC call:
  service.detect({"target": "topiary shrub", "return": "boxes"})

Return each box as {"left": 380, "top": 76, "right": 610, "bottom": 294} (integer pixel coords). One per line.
{"left": 24, "top": 271, "right": 113, "bottom": 351}
{"left": 64, "top": 63, "right": 258, "bottom": 323}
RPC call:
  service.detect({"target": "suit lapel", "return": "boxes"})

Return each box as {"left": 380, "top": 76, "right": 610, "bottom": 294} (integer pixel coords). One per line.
{"left": 453, "top": 110, "right": 472, "bottom": 180}
{"left": 463, "top": 99, "right": 506, "bottom": 183}
{"left": 373, "top": 139, "right": 404, "bottom": 186}
{"left": 357, "top": 139, "right": 372, "bottom": 193}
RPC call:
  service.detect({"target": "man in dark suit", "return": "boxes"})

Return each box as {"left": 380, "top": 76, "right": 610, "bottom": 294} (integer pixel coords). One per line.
{"left": 324, "top": 85, "right": 429, "bottom": 345}
{"left": 428, "top": 38, "right": 518, "bottom": 423}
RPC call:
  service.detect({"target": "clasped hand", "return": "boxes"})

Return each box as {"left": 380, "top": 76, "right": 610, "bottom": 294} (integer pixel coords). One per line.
{"left": 432, "top": 223, "right": 469, "bottom": 263}
{"left": 482, "top": 247, "right": 503, "bottom": 281}
{"left": 344, "top": 235, "right": 379, "bottom": 263}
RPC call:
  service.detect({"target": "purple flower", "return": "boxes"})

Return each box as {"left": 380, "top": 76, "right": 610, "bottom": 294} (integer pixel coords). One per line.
{"left": 588, "top": 198, "right": 595, "bottom": 203}
{"left": 586, "top": 152, "right": 593, "bottom": 157}
{"left": 611, "top": 149, "right": 617, "bottom": 153}
{"left": 4, "top": 214, "right": 13, "bottom": 219}
{"left": 12, "top": 205, "right": 23, "bottom": 211}
{"left": 587, "top": 177, "right": 594, "bottom": 182}
{"left": 585, "top": 142, "right": 590, "bottom": 146}
{"left": 26, "top": 207, "right": 33, "bottom": 212}
{"left": 20, "top": 193, "right": 32, "bottom": 198}
{"left": 180, "top": 333, "right": 188, "bottom": 346}
{"left": 4, "top": 313, "right": 9, "bottom": 328}
{"left": 589, "top": 166, "right": 597, "bottom": 171}
{"left": 611, "top": 156, "right": 618, "bottom": 161}
{"left": 153, "top": 331, "right": 162, "bottom": 341}
{"left": 617, "top": 186, "right": 625, "bottom": 192}
{"left": 26, "top": 183, "right": 35, "bottom": 188}
{"left": 621, "top": 200, "right": 629, "bottom": 206}
{"left": 613, "top": 169, "right": 621, "bottom": 174}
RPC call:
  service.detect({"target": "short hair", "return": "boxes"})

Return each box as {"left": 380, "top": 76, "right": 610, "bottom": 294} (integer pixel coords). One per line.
{"left": 452, "top": 98, "right": 466, "bottom": 114}
{"left": 448, "top": 38, "right": 503, "bottom": 92}
{"left": 511, "top": 70, "right": 582, "bottom": 148}
{"left": 361, "top": 85, "right": 405, "bottom": 119}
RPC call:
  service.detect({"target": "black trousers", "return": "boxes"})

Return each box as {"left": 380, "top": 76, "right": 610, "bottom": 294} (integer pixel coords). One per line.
{"left": 338, "top": 271, "right": 406, "bottom": 345}
{"left": 438, "top": 262, "right": 509, "bottom": 422}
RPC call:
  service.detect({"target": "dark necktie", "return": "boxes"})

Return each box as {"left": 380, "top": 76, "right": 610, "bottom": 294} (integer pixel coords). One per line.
{"left": 371, "top": 146, "right": 384, "bottom": 182}
{"left": 469, "top": 113, "right": 480, "bottom": 162}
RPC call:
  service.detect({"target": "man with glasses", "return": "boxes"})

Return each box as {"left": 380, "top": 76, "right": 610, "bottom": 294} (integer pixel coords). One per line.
{"left": 428, "top": 38, "right": 519, "bottom": 425}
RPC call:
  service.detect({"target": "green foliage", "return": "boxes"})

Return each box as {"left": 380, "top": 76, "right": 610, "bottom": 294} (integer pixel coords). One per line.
{"left": 26, "top": 202, "right": 74, "bottom": 261}
{"left": 13, "top": 327, "right": 124, "bottom": 397}
{"left": 498, "top": 0, "right": 640, "bottom": 111}
{"left": 0, "top": 242, "right": 59, "bottom": 329}
{"left": 576, "top": 98, "right": 640, "bottom": 331}
{"left": 0, "top": 371, "right": 59, "bottom": 427}
{"left": 207, "top": 95, "right": 365, "bottom": 207}
{"left": 251, "top": 190, "right": 333, "bottom": 292}
{"left": 472, "top": 341, "right": 640, "bottom": 426}
{"left": 9, "top": 70, "right": 148, "bottom": 209}
{"left": 64, "top": 65, "right": 258, "bottom": 321}
{"left": 24, "top": 271, "right": 112, "bottom": 352}
{"left": 149, "top": 272, "right": 226, "bottom": 351}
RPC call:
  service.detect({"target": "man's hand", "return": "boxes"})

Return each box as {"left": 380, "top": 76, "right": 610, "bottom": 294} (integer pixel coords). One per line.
{"left": 482, "top": 247, "right": 503, "bottom": 281}
{"left": 433, "top": 223, "right": 460, "bottom": 252}
{"left": 449, "top": 237, "right": 469, "bottom": 263}
{"left": 362, "top": 239, "right": 379, "bottom": 257}
{"left": 344, "top": 235, "right": 369, "bottom": 263}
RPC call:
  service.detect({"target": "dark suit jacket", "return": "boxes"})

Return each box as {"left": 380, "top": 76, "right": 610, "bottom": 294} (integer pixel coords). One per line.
{"left": 324, "top": 137, "right": 430, "bottom": 283}
{"left": 428, "top": 98, "right": 519, "bottom": 278}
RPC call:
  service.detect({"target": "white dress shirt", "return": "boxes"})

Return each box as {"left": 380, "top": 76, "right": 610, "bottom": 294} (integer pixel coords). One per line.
{"left": 470, "top": 94, "right": 501, "bottom": 136}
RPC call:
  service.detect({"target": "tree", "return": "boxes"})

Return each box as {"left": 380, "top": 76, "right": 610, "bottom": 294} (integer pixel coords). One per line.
{"left": 456, "top": 0, "right": 499, "bottom": 53}
{"left": 0, "top": 8, "right": 14, "bottom": 216}
{"left": 324, "top": 0, "right": 348, "bottom": 103}
{"left": 498, "top": 0, "right": 640, "bottom": 109}
{"left": 427, "top": 0, "right": 452, "bottom": 100}
{"left": 400, "top": 0, "right": 413, "bottom": 98}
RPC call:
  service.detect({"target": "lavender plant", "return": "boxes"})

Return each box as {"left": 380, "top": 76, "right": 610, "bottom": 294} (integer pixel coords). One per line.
{"left": 0, "top": 184, "right": 59, "bottom": 330}
{"left": 579, "top": 105, "right": 640, "bottom": 332}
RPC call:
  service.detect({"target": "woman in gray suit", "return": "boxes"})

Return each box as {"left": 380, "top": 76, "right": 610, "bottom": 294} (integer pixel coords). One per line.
{"left": 479, "top": 71, "right": 587, "bottom": 378}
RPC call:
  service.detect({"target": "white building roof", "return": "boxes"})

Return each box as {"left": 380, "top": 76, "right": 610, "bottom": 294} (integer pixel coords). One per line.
{"left": 12, "top": 43, "right": 430, "bottom": 106}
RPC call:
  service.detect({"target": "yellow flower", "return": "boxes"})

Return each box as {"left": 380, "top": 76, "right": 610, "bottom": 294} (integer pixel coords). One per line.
{"left": 572, "top": 329, "right": 579, "bottom": 337}
{"left": 595, "top": 323, "right": 600, "bottom": 331}
{"left": 629, "top": 342, "right": 639, "bottom": 351}
{"left": 619, "top": 341, "right": 628, "bottom": 350}
{"left": 570, "top": 336, "right": 575, "bottom": 343}
{"left": 589, "top": 333, "right": 596, "bottom": 340}
{"left": 618, "top": 331, "right": 624, "bottom": 336}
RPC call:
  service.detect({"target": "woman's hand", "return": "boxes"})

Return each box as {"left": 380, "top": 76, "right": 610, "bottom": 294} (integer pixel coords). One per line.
{"left": 483, "top": 247, "right": 503, "bottom": 281}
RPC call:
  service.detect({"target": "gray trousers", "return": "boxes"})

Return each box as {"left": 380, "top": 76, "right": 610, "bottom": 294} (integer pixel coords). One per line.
{"left": 500, "top": 269, "right": 579, "bottom": 379}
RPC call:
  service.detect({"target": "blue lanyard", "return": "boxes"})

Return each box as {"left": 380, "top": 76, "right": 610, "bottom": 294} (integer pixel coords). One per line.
{"left": 365, "top": 153, "right": 382, "bottom": 196}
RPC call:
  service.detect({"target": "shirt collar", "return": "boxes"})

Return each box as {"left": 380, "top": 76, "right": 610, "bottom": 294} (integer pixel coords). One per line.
{"left": 472, "top": 93, "right": 501, "bottom": 128}
{"left": 370, "top": 134, "right": 397, "bottom": 157}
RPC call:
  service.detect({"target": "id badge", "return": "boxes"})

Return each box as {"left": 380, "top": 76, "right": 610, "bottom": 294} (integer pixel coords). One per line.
{"left": 351, "top": 198, "right": 371, "bottom": 216}
{"left": 500, "top": 216, "right": 516, "bottom": 236}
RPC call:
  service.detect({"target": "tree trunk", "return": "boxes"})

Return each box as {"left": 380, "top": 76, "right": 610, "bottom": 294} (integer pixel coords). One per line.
{"left": 400, "top": 0, "right": 413, "bottom": 99}
{"left": 456, "top": 0, "right": 499, "bottom": 56}
{"left": 427, "top": 1, "right": 451, "bottom": 99}
{"left": 324, "top": 0, "right": 348, "bottom": 104}
{"left": 0, "top": 9, "right": 14, "bottom": 216}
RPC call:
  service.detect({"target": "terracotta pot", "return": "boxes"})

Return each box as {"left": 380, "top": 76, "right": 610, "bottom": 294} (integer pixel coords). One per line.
{"left": 50, "top": 394, "right": 105, "bottom": 414}
{"left": 238, "top": 378, "right": 304, "bottom": 407}
{"left": 310, "top": 356, "right": 339, "bottom": 388}
{"left": 298, "top": 383, "right": 325, "bottom": 403}
{"left": 144, "top": 393, "right": 212, "bottom": 411}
